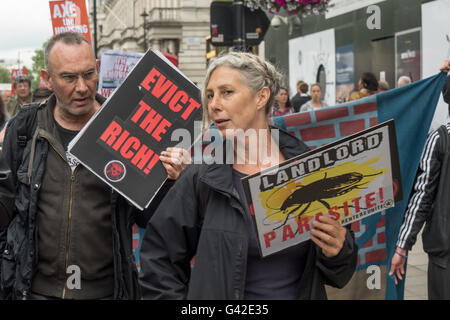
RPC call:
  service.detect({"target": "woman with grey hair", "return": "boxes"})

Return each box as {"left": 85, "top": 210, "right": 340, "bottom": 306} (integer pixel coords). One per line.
{"left": 139, "top": 52, "right": 357, "bottom": 300}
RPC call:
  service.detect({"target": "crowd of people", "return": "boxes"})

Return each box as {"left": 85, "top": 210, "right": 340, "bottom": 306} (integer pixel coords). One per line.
{"left": 266, "top": 70, "right": 414, "bottom": 118}
{"left": 0, "top": 31, "right": 449, "bottom": 301}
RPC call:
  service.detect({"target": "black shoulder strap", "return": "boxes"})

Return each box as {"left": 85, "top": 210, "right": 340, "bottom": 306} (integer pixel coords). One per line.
{"left": 15, "top": 103, "right": 40, "bottom": 148}
{"left": 10, "top": 104, "right": 40, "bottom": 173}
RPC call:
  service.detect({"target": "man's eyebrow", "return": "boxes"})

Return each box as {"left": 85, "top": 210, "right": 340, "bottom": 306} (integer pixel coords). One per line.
{"left": 60, "top": 68, "right": 96, "bottom": 75}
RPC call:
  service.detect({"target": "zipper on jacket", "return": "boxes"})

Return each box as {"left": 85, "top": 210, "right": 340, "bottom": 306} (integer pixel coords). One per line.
{"left": 44, "top": 138, "right": 78, "bottom": 299}
{"left": 62, "top": 171, "right": 76, "bottom": 299}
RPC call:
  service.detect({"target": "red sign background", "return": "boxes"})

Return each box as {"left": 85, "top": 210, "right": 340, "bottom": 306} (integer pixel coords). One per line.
{"left": 49, "top": 0, "right": 92, "bottom": 43}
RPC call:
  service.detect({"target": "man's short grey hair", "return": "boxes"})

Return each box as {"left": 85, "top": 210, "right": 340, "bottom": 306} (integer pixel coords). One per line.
{"left": 44, "top": 32, "right": 92, "bottom": 71}
{"left": 397, "top": 76, "right": 411, "bottom": 87}
{"left": 378, "top": 80, "right": 390, "bottom": 91}
{"left": 202, "top": 52, "right": 282, "bottom": 128}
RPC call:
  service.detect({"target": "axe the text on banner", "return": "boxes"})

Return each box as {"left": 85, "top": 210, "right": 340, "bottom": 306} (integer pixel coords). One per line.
{"left": 49, "top": 0, "right": 92, "bottom": 43}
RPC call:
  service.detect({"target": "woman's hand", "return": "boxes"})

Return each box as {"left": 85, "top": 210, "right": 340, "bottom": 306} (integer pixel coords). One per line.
{"left": 310, "top": 215, "right": 346, "bottom": 258}
{"left": 160, "top": 147, "right": 192, "bottom": 180}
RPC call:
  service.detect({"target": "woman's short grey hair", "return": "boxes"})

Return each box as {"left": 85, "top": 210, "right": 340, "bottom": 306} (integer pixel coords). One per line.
{"left": 202, "top": 52, "right": 282, "bottom": 128}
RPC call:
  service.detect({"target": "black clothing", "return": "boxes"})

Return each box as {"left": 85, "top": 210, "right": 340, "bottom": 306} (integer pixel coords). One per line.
{"left": 31, "top": 99, "right": 114, "bottom": 299}
{"left": 443, "top": 75, "right": 450, "bottom": 104}
{"left": 397, "top": 124, "right": 450, "bottom": 268}
{"left": 54, "top": 120, "right": 78, "bottom": 151}
{"left": 232, "top": 169, "right": 308, "bottom": 300}
{"left": 428, "top": 256, "right": 450, "bottom": 299}
{"left": 443, "top": 75, "right": 450, "bottom": 113}
{"left": 139, "top": 128, "right": 358, "bottom": 300}
{"left": 0, "top": 94, "right": 170, "bottom": 300}
{"left": 291, "top": 93, "right": 311, "bottom": 113}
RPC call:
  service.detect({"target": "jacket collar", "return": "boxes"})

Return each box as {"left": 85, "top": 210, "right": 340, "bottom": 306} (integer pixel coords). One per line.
{"left": 36, "top": 93, "right": 106, "bottom": 156}
{"left": 200, "top": 126, "right": 310, "bottom": 196}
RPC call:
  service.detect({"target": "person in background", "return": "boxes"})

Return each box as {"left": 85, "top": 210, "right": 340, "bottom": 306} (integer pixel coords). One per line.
{"left": 32, "top": 87, "right": 53, "bottom": 102}
{"left": 291, "top": 81, "right": 311, "bottom": 112}
{"left": 348, "top": 90, "right": 366, "bottom": 101}
{"left": 397, "top": 76, "right": 412, "bottom": 88}
{"left": 389, "top": 59, "right": 450, "bottom": 299}
{"left": 2, "top": 91, "right": 12, "bottom": 104}
{"left": 271, "top": 87, "right": 293, "bottom": 117}
{"left": 6, "top": 75, "right": 32, "bottom": 118}
{"left": 0, "top": 96, "right": 7, "bottom": 146}
{"left": 139, "top": 52, "right": 357, "bottom": 300}
{"left": 359, "top": 72, "right": 379, "bottom": 96}
{"left": 300, "top": 83, "right": 328, "bottom": 112}
{"left": 349, "top": 72, "right": 379, "bottom": 101}
{"left": 443, "top": 59, "right": 450, "bottom": 106}
{"left": 378, "top": 80, "right": 390, "bottom": 92}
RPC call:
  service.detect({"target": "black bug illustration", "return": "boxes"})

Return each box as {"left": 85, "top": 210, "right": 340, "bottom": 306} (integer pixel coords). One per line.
{"left": 263, "top": 171, "right": 383, "bottom": 230}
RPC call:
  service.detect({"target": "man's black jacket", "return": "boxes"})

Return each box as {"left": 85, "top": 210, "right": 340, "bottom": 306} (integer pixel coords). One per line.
{"left": 0, "top": 96, "right": 170, "bottom": 299}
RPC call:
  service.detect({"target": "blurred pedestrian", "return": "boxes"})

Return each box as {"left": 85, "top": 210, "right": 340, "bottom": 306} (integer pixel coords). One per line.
{"left": 358, "top": 72, "right": 379, "bottom": 96}
{"left": 0, "top": 96, "right": 7, "bottom": 146}
{"left": 6, "top": 75, "right": 32, "bottom": 118}
{"left": 378, "top": 80, "right": 390, "bottom": 92}
{"left": 348, "top": 90, "right": 366, "bottom": 101}
{"left": 397, "top": 76, "right": 411, "bottom": 88}
{"left": 291, "top": 81, "right": 311, "bottom": 112}
{"left": 348, "top": 72, "right": 379, "bottom": 101}
{"left": 442, "top": 59, "right": 450, "bottom": 106}
{"left": 300, "top": 83, "right": 328, "bottom": 112}
{"left": 271, "top": 87, "right": 293, "bottom": 117}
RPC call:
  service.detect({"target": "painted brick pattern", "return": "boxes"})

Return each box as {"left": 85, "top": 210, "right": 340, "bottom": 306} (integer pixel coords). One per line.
{"left": 352, "top": 212, "right": 387, "bottom": 268}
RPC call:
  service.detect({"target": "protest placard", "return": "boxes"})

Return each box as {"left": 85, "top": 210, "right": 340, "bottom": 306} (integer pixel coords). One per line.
{"left": 98, "top": 50, "right": 144, "bottom": 98}
{"left": 241, "top": 120, "right": 400, "bottom": 257}
{"left": 49, "top": 0, "right": 92, "bottom": 43}
{"left": 68, "top": 50, "right": 202, "bottom": 210}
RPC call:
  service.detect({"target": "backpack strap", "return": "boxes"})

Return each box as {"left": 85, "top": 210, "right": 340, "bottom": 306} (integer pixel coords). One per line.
{"left": 9, "top": 104, "right": 40, "bottom": 173}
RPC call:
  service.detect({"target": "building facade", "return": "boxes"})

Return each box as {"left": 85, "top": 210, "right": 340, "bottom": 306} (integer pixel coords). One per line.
{"left": 89, "top": 0, "right": 211, "bottom": 86}
{"left": 263, "top": 0, "right": 445, "bottom": 104}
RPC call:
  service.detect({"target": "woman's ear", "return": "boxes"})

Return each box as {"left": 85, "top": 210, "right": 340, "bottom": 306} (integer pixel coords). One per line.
{"left": 256, "top": 87, "right": 270, "bottom": 111}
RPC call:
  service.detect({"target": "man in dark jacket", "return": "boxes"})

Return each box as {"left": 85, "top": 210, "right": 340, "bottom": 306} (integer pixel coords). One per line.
{"left": 443, "top": 59, "right": 450, "bottom": 105}
{"left": 389, "top": 60, "right": 450, "bottom": 299}
{"left": 0, "top": 32, "right": 185, "bottom": 300}
{"left": 291, "top": 81, "right": 311, "bottom": 113}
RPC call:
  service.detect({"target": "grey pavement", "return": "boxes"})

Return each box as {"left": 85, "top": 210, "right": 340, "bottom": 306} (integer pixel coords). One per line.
{"left": 404, "top": 230, "right": 428, "bottom": 300}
